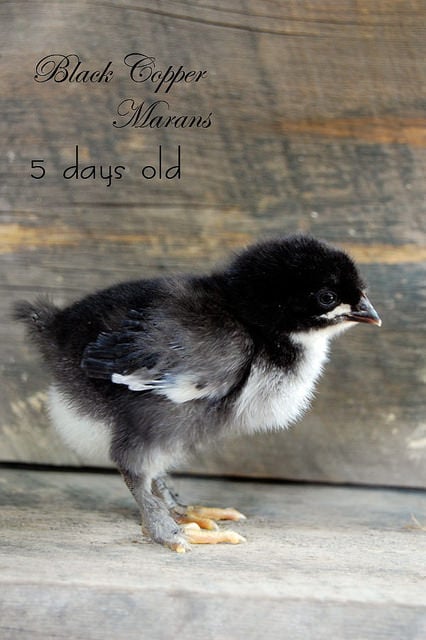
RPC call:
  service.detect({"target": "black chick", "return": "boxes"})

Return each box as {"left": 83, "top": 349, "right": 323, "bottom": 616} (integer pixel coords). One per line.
{"left": 14, "top": 234, "right": 381, "bottom": 552}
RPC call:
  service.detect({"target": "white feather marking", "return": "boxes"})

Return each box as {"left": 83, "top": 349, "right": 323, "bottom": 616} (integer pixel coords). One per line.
{"left": 161, "top": 376, "right": 208, "bottom": 403}
{"left": 322, "top": 303, "right": 352, "bottom": 321}
{"left": 48, "top": 385, "right": 112, "bottom": 465}
{"left": 111, "top": 372, "right": 165, "bottom": 392}
{"left": 111, "top": 372, "right": 211, "bottom": 403}
{"left": 233, "top": 327, "right": 345, "bottom": 434}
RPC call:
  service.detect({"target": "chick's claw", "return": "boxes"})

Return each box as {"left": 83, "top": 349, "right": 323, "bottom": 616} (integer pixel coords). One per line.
{"left": 169, "top": 539, "right": 191, "bottom": 554}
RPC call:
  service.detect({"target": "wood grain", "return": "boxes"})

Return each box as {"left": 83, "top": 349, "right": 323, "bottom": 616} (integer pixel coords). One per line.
{"left": 1, "top": 1, "right": 425, "bottom": 486}
{"left": 2, "top": 469, "right": 425, "bottom": 640}
{"left": 276, "top": 116, "right": 426, "bottom": 147}
{"left": 2, "top": 223, "right": 426, "bottom": 264}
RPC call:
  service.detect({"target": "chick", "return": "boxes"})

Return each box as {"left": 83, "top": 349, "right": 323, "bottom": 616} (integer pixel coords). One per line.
{"left": 15, "top": 235, "right": 381, "bottom": 552}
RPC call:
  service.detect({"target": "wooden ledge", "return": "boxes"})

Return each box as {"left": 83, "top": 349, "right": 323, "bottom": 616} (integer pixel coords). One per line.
{"left": 0, "top": 468, "right": 425, "bottom": 639}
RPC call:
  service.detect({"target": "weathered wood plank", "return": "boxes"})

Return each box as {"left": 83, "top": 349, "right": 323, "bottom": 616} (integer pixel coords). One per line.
{"left": 0, "top": 469, "right": 425, "bottom": 640}
{"left": 1, "top": 1, "right": 425, "bottom": 485}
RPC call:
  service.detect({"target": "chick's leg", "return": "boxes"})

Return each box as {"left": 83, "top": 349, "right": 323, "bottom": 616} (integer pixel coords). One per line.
{"left": 121, "top": 470, "right": 190, "bottom": 553}
{"left": 152, "top": 474, "right": 246, "bottom": 545}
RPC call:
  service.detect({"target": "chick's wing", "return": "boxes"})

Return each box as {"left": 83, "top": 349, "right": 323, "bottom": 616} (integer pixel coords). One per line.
{"left": 81, "top": 308, "right": 252, "bottom": 404}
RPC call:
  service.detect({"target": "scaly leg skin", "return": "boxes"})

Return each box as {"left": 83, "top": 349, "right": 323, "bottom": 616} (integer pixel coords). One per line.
{"left": 152, "top": 475, "right": 247, "bottom": 547}
{"left": 121, "top": 470, "right": 190, "bottom": 553}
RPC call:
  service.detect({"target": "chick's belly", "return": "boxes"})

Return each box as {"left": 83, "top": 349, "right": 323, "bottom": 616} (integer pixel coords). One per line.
{"left": 47, "top": 385, "right": 112, "bottom": 465}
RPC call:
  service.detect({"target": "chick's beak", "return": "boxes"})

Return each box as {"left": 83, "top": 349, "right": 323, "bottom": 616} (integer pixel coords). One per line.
{"left": 346, "top": 293, "right": 382, "bottom": 327}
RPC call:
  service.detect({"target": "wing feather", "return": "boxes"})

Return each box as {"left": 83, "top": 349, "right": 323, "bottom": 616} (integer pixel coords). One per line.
{"left": 81, "top": 308, "right": 252, "bottom": 404}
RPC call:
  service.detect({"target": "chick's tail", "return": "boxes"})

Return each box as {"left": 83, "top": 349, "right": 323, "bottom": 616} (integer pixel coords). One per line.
{"left": 13, "top": 298, "right": 60, "bottom": 354}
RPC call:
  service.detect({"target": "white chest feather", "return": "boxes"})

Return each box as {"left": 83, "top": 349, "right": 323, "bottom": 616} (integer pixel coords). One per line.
{"left": 233, "top": 331, "right": 331, "bottom": 434}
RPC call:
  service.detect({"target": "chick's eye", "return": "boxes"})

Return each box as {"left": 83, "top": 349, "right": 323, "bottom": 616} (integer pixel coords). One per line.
{"left": 317, "top": 289, "right": 338, "bottom": 309}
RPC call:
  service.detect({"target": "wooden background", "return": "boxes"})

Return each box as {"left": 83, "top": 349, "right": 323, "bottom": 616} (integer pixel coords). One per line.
{"left": 1, "top": 1, "right": 425, "bottom": 487}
